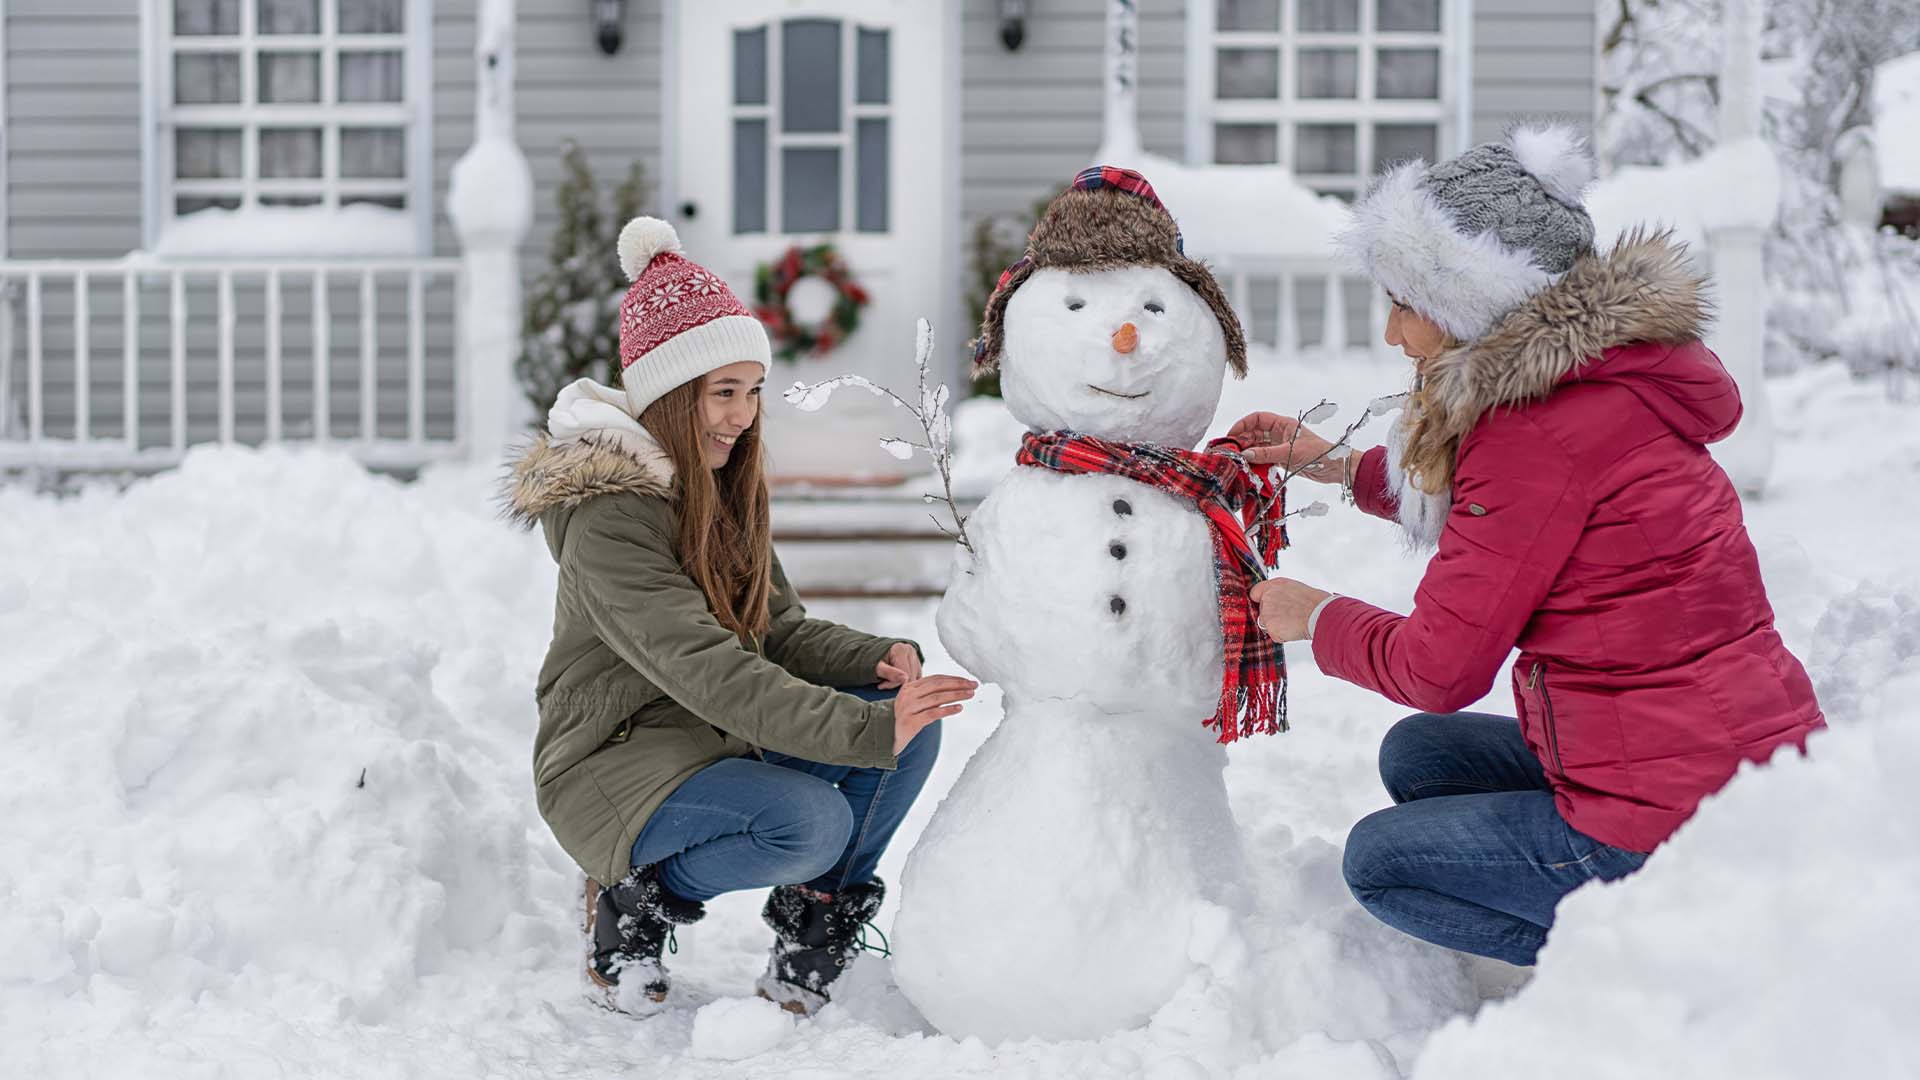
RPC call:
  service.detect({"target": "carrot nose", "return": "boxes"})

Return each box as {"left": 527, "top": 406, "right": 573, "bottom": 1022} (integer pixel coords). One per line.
{"left": 1111, "top": 322, "right": 1139, "bottom": 354}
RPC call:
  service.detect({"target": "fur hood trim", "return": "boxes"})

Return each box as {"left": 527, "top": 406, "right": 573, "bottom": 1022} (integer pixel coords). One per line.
{"left": 502, "top": 430, "right": 674, "bottom": 528}
{"left": 1419, "top": 228, "right": 1710, "bottom": 432}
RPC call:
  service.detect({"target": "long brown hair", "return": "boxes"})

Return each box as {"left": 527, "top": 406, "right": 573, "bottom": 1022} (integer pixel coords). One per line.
{"left": 640, "top": 378, "right": 773, "bottom": 641}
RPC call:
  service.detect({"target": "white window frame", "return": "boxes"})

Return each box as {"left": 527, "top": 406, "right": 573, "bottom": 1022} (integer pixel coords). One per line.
{"left": 729, "top": 16, "right": 896, "bottom": 238}
{"left": 139, "top": 0, "right": 434, "bottom": 255}
{"left": 1184, "top": 0, "right": 1471, "bottom": 197}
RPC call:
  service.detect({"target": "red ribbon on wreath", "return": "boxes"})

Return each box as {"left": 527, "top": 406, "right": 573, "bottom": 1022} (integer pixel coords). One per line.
{"left": 752, "top": 244, "right": 870, "bottom": 361}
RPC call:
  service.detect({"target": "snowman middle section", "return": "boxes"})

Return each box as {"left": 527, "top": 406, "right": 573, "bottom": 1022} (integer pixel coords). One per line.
{"left": 937, "top": 467, "right": 1226, "bottom": 713}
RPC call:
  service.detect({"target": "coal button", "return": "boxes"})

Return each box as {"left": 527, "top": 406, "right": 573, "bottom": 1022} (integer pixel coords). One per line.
{"left": 1109, "top": 542, "right": 1127, "bottom": 560}
{"left": 1110, "top": 596, "right": 1127, "bottom": 615}
{"left": 1112, "top": 498, "right": 1132, "bottom": 516}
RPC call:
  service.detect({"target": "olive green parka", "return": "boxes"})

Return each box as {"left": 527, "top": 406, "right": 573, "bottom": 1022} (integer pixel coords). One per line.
{"left": 505, "top": 431, "right": 913, "bottom": 886}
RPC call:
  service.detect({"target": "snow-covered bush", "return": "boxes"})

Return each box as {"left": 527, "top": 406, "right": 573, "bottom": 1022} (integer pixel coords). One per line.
{"left": 516, "top": 142, "right": 649, "bottom": 417}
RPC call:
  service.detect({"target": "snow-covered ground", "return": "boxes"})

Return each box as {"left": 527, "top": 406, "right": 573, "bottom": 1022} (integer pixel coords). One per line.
{"left": 4, "top": 352, "right": 1917, "bottom": 1078}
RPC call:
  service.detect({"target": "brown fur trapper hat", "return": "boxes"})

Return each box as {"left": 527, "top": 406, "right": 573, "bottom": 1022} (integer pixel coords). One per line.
{"left": 972, "top": 166, "right": 1247, "bottom": 377}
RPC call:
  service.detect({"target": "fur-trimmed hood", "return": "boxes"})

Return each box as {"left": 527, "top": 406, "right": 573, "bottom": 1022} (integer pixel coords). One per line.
{"left": 502, "top": 431, "right": 674, "bottom": 532}
{"left": 1414, "top": 228, "right": 1713, "bottom": 445}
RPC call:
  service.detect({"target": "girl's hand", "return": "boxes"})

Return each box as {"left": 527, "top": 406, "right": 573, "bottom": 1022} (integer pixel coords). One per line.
{"left": 876, "top": 642, "right": 923, "bottom": 689}
{"left": 892, "top": 674, "right": 977, "bottom": 755}
{"left": 1226, "top": 411, "right": 1344, "bottom": 482}
{"left": 1251, "top": 577, "right": 1332, "bottom": 643}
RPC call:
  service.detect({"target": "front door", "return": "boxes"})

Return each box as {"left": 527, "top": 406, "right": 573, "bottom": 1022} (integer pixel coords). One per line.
{"left": 673, "top": 0, "right": 951, "bottom": 481}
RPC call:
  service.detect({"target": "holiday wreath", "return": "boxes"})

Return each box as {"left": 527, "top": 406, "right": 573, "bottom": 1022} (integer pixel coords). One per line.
{"left": 752, "top": 244, "right": 870, "bottom": 361}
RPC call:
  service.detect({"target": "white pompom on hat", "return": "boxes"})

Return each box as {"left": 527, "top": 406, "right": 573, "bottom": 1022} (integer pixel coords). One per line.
{"left": 612, "top": 216, "right": 771, "bottom": 418}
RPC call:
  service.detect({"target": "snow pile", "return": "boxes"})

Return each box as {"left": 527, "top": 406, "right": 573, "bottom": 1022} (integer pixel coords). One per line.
{"left": 1875, "top": 50, "right": 1920, "bottom": 196}
{"left": 0, "top": 449, "right": 575, "bottom": 1074}
{"left": 688, "top": 997, "right": 795, "bottom": 1060}
{"left": 1092, "top": 146, "right": 1353, "bottom": 260}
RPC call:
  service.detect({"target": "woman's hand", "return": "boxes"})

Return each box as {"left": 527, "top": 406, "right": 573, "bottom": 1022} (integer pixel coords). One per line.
{"left": 1251, "top": 577, "right": 1332, "bottom": 644}
{"left": 1226, "top": 411, "right": 1346, "bottom": 484}
{"left": 892, "top": 674, "right": 977, "bottom": 754}
{"left": 876, "top": 642, "right": 923, "bottom": 689}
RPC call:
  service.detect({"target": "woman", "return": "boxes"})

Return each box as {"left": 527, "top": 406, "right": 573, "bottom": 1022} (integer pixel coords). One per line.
{"left": 1235, "top": 126, "right": 1823, "bottom": 967}
{"left": 506, "top": 217, "right": 975, "bottom": 1016}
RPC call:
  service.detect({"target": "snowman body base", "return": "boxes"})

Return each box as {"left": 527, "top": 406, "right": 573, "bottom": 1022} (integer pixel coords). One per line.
{"left": 892, "top": 466, "right": 1250, "bottom": 1043}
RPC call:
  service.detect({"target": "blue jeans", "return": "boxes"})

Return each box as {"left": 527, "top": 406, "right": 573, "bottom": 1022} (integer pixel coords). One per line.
{"left": 1342, "top": 712, "right": 1649, "bottom": 966}
{"left": 629, "top": 687, "right": 940, "bottom": 903}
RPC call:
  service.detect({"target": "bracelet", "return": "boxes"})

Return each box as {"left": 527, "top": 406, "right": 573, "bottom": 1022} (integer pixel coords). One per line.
{"left": 1340, "top": 452, "right": 1357, "bottom": 505}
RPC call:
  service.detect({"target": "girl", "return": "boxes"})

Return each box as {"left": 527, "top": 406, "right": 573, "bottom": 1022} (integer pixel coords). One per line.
{"left": 506, "top": 217, "right": 976, "bottom": 1016}
{"left": 1234, "top": 126, "right": 1823, "bottom": 967}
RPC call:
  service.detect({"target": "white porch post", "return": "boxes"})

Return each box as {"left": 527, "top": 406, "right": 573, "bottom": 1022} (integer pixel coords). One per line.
{"left": 448, "top": 0, "right": 534, "bottom": 462}
{"left": 1101, "top": 0, "right": 1142, "bottom": 161}
{"left": 1705, "top": 0, "right": 1775, "bottom": 495}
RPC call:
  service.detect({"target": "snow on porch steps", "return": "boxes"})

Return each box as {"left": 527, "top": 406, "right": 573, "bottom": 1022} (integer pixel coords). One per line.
{"left": 770, "top": 485, "right": 978, "bottom": 599}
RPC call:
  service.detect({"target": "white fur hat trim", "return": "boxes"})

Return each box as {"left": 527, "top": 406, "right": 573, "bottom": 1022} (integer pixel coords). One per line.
{"left": 1336, "top": 162, "right": 1554, "bottom": 343}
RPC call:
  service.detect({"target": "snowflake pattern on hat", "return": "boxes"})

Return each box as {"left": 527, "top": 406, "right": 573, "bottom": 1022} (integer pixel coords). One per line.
{"left": 619, "top": 253, "right": 755, "bottom": 371}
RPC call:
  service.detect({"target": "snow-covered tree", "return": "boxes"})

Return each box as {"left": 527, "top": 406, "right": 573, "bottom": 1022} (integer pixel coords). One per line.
{"left": 1598, "top": 0, "right": 1920, "bottom": 380}
{"left": 516, "top": 142, "right": 649, "bottom": 416}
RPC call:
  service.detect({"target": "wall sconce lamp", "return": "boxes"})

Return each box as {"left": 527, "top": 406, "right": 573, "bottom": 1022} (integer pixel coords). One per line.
{"left": 999, "top": 0, "right": 1029, "bottom": 51}
{"left": 594, "top": 0, "right": 625, "bottom": 55}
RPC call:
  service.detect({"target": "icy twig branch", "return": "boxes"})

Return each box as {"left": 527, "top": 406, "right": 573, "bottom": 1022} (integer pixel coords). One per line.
{"left": 783, "top": 319, "right": 975, "bottom": 555}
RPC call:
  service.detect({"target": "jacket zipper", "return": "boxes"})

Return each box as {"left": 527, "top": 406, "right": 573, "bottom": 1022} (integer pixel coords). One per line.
{"left": 1528, "top": 661, "right": 1567, "bottom": 777}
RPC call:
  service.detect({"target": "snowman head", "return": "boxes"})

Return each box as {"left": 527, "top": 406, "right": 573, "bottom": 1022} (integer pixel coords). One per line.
{"left": 975, "top": 167, "right": 1247, "bottom": 449}
{"left": 1000, "top": 266, "right": 1227, "bottom": 448}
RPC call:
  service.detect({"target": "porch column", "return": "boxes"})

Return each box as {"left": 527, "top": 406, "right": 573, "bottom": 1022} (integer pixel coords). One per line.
{"left": 1705, "top": 0, "right": 1776, "bottom": 496}
{"left": 1101, "top": 0, "right": 1142, "bottom": 160}
{"left": 448, "top": 0, "right": 534, "bottom": 462}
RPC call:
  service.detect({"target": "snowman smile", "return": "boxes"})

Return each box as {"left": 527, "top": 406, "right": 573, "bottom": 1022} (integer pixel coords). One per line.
{"left": 1086, "top": 385, "right": 1151, "bottom": 400}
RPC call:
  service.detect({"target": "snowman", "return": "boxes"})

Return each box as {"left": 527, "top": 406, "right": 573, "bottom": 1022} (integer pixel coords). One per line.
{"left": 891, "top": 168, "right": 1289, "bottom": 1044}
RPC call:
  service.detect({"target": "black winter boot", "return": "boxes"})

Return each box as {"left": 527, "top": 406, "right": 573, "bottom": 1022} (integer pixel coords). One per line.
{"left": 582, "top": 865, "right": 705, "bottom": 1016}
{"left": 754, "top": 879, "right": 887, "bottom": 1016}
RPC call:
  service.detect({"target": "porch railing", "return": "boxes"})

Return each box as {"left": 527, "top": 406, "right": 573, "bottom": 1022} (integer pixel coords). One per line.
{"left": 1208, "top": 255, "right": 1390, "bottom": 360}
{"left": 0, "top": 256, "right": 465, "bottom": 471}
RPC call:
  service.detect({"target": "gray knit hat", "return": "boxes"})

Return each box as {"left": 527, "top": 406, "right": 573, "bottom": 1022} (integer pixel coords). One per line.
{"left": 1337, "top": 123, "right": 1597, "bottom": 343}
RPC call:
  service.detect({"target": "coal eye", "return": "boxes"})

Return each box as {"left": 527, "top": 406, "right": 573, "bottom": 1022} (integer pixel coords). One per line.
{"left": 1066, "top": 297, "right": 1085, "bottom": 311}
{"left": 1145, "top": 301, "right": 1165, "bottom": 315}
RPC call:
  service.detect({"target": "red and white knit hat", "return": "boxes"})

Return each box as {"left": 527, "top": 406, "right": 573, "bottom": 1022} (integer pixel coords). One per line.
{"left": 615, "top": 217, "right": 771, "bottom": 417}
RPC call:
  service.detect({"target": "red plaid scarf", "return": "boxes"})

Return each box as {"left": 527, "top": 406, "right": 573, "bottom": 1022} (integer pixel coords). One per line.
{"left": 1017, "top": 431, "right": 1290, "bottom": 743}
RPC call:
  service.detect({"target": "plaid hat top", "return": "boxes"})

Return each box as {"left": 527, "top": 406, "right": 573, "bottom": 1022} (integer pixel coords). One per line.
{"left": 973, "top": 165, "right": 1245, "bottom": 376}
{"left": 613, "top": 216, "right": 771, "bottom": 418}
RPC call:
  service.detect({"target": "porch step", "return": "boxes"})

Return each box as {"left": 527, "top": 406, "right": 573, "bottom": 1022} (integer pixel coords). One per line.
{"left": 770, "top": 487, "right": 975, "bottom": 600}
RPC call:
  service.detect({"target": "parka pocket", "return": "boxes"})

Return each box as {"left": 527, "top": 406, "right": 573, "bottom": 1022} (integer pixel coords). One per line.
{"left": 1526, "top": 661, "right": 1568, "bottom": 778}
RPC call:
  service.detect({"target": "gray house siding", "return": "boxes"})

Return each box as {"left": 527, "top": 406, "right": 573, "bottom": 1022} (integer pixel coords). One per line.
{"left": 498, "top": 0, "right": 665, "bottom": 284}
{"left": 960, "top": 0, "right": 1187, "bottom": 224}
{"left": 1469, "top": 0, "right": 1598, "bottom": 143}
{"left": 4, "top": 0, "right": 144, "bottom": 259}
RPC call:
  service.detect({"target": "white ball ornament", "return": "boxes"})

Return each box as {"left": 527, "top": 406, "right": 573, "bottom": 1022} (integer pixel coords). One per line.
{"left": 617, "top": 216, "right": 683, "bottom": 281}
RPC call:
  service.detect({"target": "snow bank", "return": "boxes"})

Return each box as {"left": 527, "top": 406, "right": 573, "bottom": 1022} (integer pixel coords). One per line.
{"left": 1588, "top": 137, "right": 1781, "bottom": 252}
{"left": 1092, "top": 146, "right": 1353, "bottom": 260}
